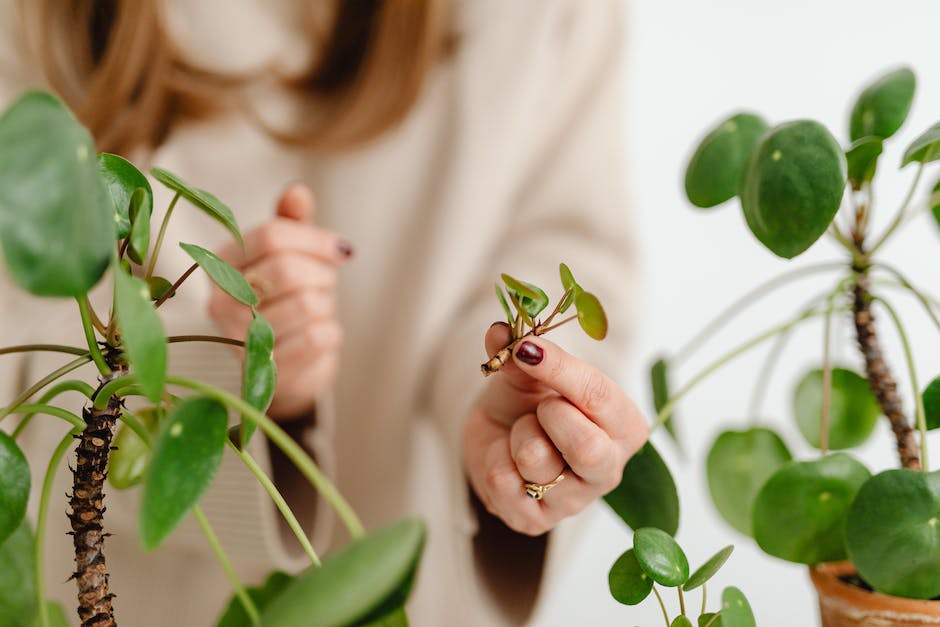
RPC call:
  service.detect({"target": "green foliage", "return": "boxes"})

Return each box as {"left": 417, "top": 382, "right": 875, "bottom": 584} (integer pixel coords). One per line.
{"left": 114, "top": 266, "right": 167, "bottom": 402}
{"left": 180, "top": 242, "right": 258, "bottom": 307}
{"left": 741, "top": 120, "right": 846, "bottom": 259}
{"left": 720, "top": 587, "right": 755, "bottom": 627}
{"left": 500, "top": 273, "right": 549, "bottom": 319}
{"left": 0, "top": 92, "right": 114, "bottom": 296}
{"left": 140, "top": 397, "right": 228, "bottom": 550}
{"left": 109, "top": 411, "right": 158, "bottom": 490}
{"left": 633, "top": 527, "right": 689, "bottom": 587}
{"left": 922, "top": 375, "right": 940, "bottom": 430}
{"left": 150, "top": 167, "right": 243, "bottom": 245}
{"left": 147, "top": 276, "right": 176, "bottom": 301}
{"left": 240, "top": 312, "right": 277, "bottom": 447}
{"left": 575, "top": 291, "right": 607, "bottom": 340}
{"left": 97, "top": 152, "right": 152, "bottom": 241}
{"left": 494, "top": 284, "right": 513, "bottom": 324}
{"left": 0, "top": 432, "right": 29, "bottom": 546}
{"left": 849, "top": 67, "right": 916, "bottom": 141}
{"left": 672, "top": 616, "right": 694, "bottom": 627}
{"left": 127, "top": 187, "right": 152, "bottom": 265}
{"left": 752, "top": 454, "right": 870, "bottom": 564}
{"left": 901, "top": 122, "right": 940, "bottom": 166}
{"left": 604, "top": 441, "right": 679, "bottom": 535}
{"left": 684, "top": 112, "right": 769, "bottom": 208}
{"left": 699, "top": 613, "right": 722, "bottom": 627}
{"left": 216, "top": 571, "right": 294, "bottom": 627}
{"left": 0, "top": 520, "right": 36, "bottom": 626}
{"left": 608, "top": 549, "right": 653, "bottom": 605}
{"left": 845, "top": 137, "right": 883, "bottom": 190}
{"left": 845, "top": 469, "right": 940, "bottom": 599}
{"left": 683, "top": 545, "right": 733, "bottom": 591}
{"left": 793, "top": 367, "right": 880, "bottom": 449}
{"left": 32, "top": 601, "right": 69, "bottom": 627}
{"left": 650, "top": 357, "right": 680, "bottom": 447}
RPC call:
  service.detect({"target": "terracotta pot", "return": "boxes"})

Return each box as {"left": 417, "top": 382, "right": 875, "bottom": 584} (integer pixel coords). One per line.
{"left": 810, "top": 562, "right": 940, "bottom": 626}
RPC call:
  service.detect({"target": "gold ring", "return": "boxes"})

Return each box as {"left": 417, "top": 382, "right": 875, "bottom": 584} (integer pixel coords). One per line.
{"left": 524, "top": 471, "right": 566, "bottom": 500}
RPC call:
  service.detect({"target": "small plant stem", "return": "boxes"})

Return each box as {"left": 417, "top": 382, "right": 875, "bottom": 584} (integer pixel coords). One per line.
{"left": 92, "top": 375, "right": 137, "bottom": 410}
{"left": 153, "top": 263, "right": 198, "bottom": 309}
{"left": 145, "top": 192, "right": 180, "bottom": 280}
{"left": 874, "top": 296, "right": 929, "bottom": 470}
{"left": 827, "top": 224, "right": 859, "bottom": 258}
{"left": 652, "top": 307, "right": 836, "bottom": 434}
{"left": 76, "top": 298, "right": 110, "bottom": 376}
{"left": 0, "top": 344, "right": 88, "bottom": 357}
{"left": 671, "top": 262, "right": 845, "bottom": 366}
{"left": 165, "top": 375, "right": 366, "bottom": 538}
{"left": 225, "top": 440, "right": 322, "bottom": 566}
{"left": 192, "top": 506, "right": 260, "bottom": 626}
{"left": 0, "top": 356, "right": 91, "bottom": 421}
{"left": 11, "top": 404, "right": 85, "bottom": 433}
{"left": 651, "top": 586, "right": 670, "bottom": 627}
{"left": 12, "top": 380, "right": 94, "bottom": 439}
{"left": 677, "top": 586, "right": 687, "bottom": 616}
{"left": 85, "top": 299, "right": 107, "bottom": 335}
{"left": 870, "top": 159, "right": 927, "bottom": 255}
{"left": 35, "top": 432, "right": 75, "bottom": 627}
{"left": 701, "top": 583, "right": 707, "bottom": 615}
{"left": 167, "top": 335, "right": 244, "bottom": 348}
{"left": 539, "top": 287, "right": 574, "bottom": 329}
{"left": 820, "top": 290, "right": 840, "bottom": 456}
{"left": 118, "top": 411, "right": 151, "bottom": 444}
{"left": 872, "top": 262, "right": 940, "bottom": 335}
{"left": 535, "top": 313, "right": 578, "bottom": 335}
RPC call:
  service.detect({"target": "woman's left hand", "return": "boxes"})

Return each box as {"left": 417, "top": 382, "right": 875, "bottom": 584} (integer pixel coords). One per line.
{"left": 462, "top": 322, "right": 648, "bottom": 536}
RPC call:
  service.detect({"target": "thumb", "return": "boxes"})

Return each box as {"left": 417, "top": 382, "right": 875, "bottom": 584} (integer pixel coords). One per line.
{"left": 276, "top": 183, "right": 315, "bottom": 222}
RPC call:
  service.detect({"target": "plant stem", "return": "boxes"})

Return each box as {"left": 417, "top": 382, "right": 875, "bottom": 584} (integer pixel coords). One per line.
{"left": 651, "top": 586, "right": 670, "bottom": 627}
{"left": 869, "top": 160, "right": 927, "bottom": 254}
{"left": 535, "top": 313, "right": 578, "bottom": 335}
{"left": 0, "top": 344, "right": 89, "bottom": 357}
{"left": 36, "top": 432, "right": 75, "bottom": 627}
{"left": 671, "top": 262, "right": 845, "bottom": 366}
{"left": 873, "top": 296, "right": 929, "bottom": 470}
{"left": 539, "top": 287, "right": 574, "bottom": 329}
{"left": 118, "top": 411, "right": 152, "bottom": 444}
{"left": 820, "top": 290, "right": 839, "bottom": 456}
{"left": 872, "top": 262, "right": 940, "bottom": 335}
{"left": 12, "top": 380, "right": 94, "bottom": 439}
{"left": 165, "top": 375, "right": 366, "bottom": 538}
{"left": 153, "top": 263, "right": 198, "bottom": 309}
{"left": 192, "top": 506, "right": 260, "bottom": 626}
{"left": 701, "top": 583, "right": 707, "bottom": 615}
{"left": 225, "top": 440, "right": 321, "bottom": 566}
{"left": 76, "top": 298, "right": 110, "bottom": 376}
{"left": 11, "top": 404, "right": 85, "bottom": 433}
{"left": 702, "top": 613, "right": 721, "bottom": 627}
{"left": 677, "top": 586, "right": 686, "bottom": 616}
{"left": 145, "top": 192, "right": 180, "bottom": 280}
{"left": 0, "top": 356, "right": 91, "bottom": 421}
{"left": 167, "top": 335, "right": 244, "bottom": 348}
{"left": 92, "top": 375, "right": 138, "bottom": 410}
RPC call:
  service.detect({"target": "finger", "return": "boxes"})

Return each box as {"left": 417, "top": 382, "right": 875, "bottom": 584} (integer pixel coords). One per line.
{"left": 509, "top": 413, "right": 565, "bottom": 485}
{"left": 219, "top": 221, "right": 352, "bottom": 268}
{"left": 479, "top": 435, "right": 550, "bottom": 536}
{"left": 257, "top": 289, "right": 335, "bottom": 337}
{"left": 512, "top": 337, "right": 641, "bottom": 439}
{"left": 274, "top": 319, "right": 343, "bottom": 361}
{"left": 483, "top": 322, "right": 541, "bottom": 394}
{"left": 207, "top": 290, "right": 253, "bottom": 338}
{"left": 269, "top": 353, "right": 339, "bottom": 418}
{"left": 536, "top": 396, "right": 619, "bottom": 488}
{"left": 243, "top": 253, "right": 336, "bottom": 303}
{"left": 276, "top": 183, "right": 315, "bottom": 222}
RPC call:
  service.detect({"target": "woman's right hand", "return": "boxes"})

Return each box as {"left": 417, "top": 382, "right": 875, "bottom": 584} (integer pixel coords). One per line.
{"left": 209, "top": 184, "right": 352, "bottom": 420}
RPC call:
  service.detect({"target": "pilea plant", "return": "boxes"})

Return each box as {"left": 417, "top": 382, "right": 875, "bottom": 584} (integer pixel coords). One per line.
{"left": 0, "top": 91, "right": 424, "bottom": 627}
{"left": 652, "top": 65, "right": 940, "bottom": 614}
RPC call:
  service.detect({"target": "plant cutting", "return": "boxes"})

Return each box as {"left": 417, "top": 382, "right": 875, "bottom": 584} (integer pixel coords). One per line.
{"left": 653, "top": 65, "right": 940, "bottom": 625}
{"left": 0, "top": 90, "right": 425, "bottom": 627}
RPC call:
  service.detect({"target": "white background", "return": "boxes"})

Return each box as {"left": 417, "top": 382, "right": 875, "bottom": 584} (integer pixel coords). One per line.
{"left": 535, "top": 1, "right": 940, "bottom": 625}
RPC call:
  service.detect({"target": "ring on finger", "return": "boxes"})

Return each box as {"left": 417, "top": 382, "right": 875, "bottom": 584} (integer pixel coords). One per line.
{"left": 524, "top": 469, "right": 566, "bottom": 500}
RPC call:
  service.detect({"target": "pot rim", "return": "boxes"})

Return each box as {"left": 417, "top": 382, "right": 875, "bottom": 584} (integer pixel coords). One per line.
{"left": 810, "top": 561, "right": 940, "bottom": 614}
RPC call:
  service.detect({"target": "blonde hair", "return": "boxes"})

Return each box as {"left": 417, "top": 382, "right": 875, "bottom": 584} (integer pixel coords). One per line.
{"left": 24, "top": 0, "right": 449, "bottom": 154}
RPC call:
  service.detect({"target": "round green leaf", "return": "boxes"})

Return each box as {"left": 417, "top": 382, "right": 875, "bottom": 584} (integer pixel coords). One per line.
{"left": 0, "top": 91, "right": 114, "bottom": 296}
{"left": 849, "top": 67, "right": 916, "bottom": 141}
{"left": 150, "top": 167, "right": 243, "bottom": 245}
{"left": 558, "top": 263, "right": 581, "bottom": 313}
{"left": 501, "top": 273, "right": 549, "bottom": 319}
{"left": 127, "top": 187, "right": 151, "bottom": 265}
{"left": 608, "top": 549, "right": 653, "bottom": 605}
{"left": 698, "top": 613, "right": 722, "bottom": 627}
{"left": 633, "top": 527, "right": 689, "bottom": 587}
{"left": 685, "top": 112, "right": 769, "bottom": 208}
{"left": 671, "top": 616, "right": 694, "bottom": 627}
{"left": 902, "top": 122, "right": 940, "bottom": 166}
{"left": 846, "top": 469, "right": 940, "bottom": 599}
{"left": 0, "top": 520, "right": 36, "bottom": 625}
{"left": 706, "top": 428, "right": 792, "bottom": 535}
{"left": 216, "top": 571, "right": 294, "bottom": 627}
{"left": 109, "top": 412, "right": 157, "bottom": 490}
{"left": 140, "top": 396, "right": 228, "bottom": 550}
{"left": 741, "top": 120, "right": 846, "bottom": 259}
{"left": 650, "top": 357, "right": 680, "bottom": 447}
{"left": 114, "top": 266, "right": 167, "bottom": 402}
{"left": 180, "top": 242, "right": 258, "bottom": 307}
{"left": 575, "top": 291, "right": 607, "bottom": 340}
{"left": 752, "top": 453, "right": 870, "bottom": 564}
{"left": 604, "top": 441, "right": 679, "bottom": 536}
{"left": 261, "top": 519, "right": 426, "bottom": 627}
{"left": 97, "top": 152, "right": 153, "bottom": 240}
{"left": 683, "top": 545, "right": 733, "bottom": 591}
{"left": 720, "top": 587, "right": 755, "bottom": 627}
{"left": 793, "top": 367, "right": 880, "bottom": 449}
{"left": 240, "top": 312, "right": 277, "bottom": 447}
{"left": 147, "top": 276, "right": 175, "bottom": 301}
{"left": 845, "top": 137, "right": 883, "bottom": 191}
{"left": 0, "top": 432, "right": 30, "bottom": 546}
{"left": 922, "top": 376, "right": 940, "bottom": 430}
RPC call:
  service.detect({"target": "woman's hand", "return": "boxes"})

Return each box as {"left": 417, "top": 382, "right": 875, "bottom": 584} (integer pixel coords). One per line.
{"left": 463, "top": 322, "right": 648, "bottom": 536}
{"left": 209, "top": 184, "right": 352, "bottom": 420}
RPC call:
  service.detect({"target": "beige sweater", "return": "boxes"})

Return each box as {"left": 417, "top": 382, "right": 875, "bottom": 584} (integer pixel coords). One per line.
{"left": 0, "top": 1, "right": 633, "bottom": 625}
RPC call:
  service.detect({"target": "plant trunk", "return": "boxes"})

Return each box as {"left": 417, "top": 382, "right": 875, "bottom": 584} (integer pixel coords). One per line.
{"left": 852, "top": 269, "right": 921, "bottom": 470}
{"left": 69, "top": 384, "right": 120, "bottom": 627}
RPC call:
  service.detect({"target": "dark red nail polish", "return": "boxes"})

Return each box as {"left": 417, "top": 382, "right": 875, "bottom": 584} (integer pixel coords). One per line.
{"left": 516, "top": 342, "right": 543, "bottom": 366}
{"left": 337, "top": 240, "right": 354, "bottom": 259}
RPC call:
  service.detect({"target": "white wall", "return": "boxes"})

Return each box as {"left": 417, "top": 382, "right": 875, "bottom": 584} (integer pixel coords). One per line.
{"left": 535, "top": 1, "right": 940, "bottom": 625}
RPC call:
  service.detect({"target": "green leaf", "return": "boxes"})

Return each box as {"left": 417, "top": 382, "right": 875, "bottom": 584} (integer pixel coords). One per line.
{"left": 683, "top": 545, "right": 733, "bottom": 591}
{"left": 147, "top": 276, "right": 175, "bottom": 302}
{"left": 901, "top": 122, "right": 940, "bottom": 166}
{"left": 501, "top": 273, "right": 549, "bottom": 319}
{"left": 930, "top": 178, "right": 940, "bottom": 235}
{"left": 260, "top": 519, "right": 426, "bottom": 627}
{"left": 845, "top": 469, "right": 940, "bottom": 599}
{"left": 0, "top": 91, "right": 114, "bottom": 296}
{"left": 720, "top": 587, "right": 755, "bottom": 627}
{"left": 608, "top": 548, "right": 653, "bottom": 605}
{"left": 845, "top": 137, "right": 883, "bottom": 191}
{"left": 114, "top": 266, "right": 167, "bottom": 402}
{"left": 685, "top": 112, "right": 769, "bottom": 208}
{"left": 97, "top": 152, "right": 152, "bottom": 240}
{"left": 30, "top": 601, "right": 69, "bottom": 627}
{"left": 604, "top": 441, "right": 679, "bottom": 535}
{"left": 127, "top": 187, "right": 151, "bottom": 265}
{"left": 180, "top": 242, "right": 258, "bottom": 307}
{"left": 706, "top": 428, "right": 791, "bottom": 535}
{"left": 240, "top": 312, "right": 276, "bottom": 447}
{"left": 793, "top": 367, "right": 880, "bottom": 449}
{"left": 671, "top": 617, "right": 694, "bottom": 627}
{"left": 359, "top": 607, "right": 409, "bottom": 627}
{"left": 849, "top": 67, "right": 916, "bottom": 141}
{"left": 633, "top": 527, "right": 689, "bottom": 587}
{"left": 741, "top": 120, "right": 846, "bottom": 259}
{"left": 575, "top": 291, "right": 607, "bottom": 340}
{"left": 150, "top": 166, "right": 243, "bottom": 245}
{"left": 140, "top": 396, "right": 228, "bottom": 550}
{"left": 752, "top": 453, "right": 870, "bottom": 564}
{"left": 699, "top": 613, "right": 722, "bottom": 627}
{"left": 216, "top": 571, "right": 294, "bottom": 627}
{"left": 109, "top": 412, "right": 157, "bottom": 490}
{"left": 650, "top": 357, "right": 680, "bottom": 448}
{"left": 0, "top": 432, "right": 29, "bottom": 546}
{"left": 0, "top": 520, "right": 36, "bottom": 626}
{"left": 558, "top": 263, "right": 581, "bottom": 314}
{"left": 922, "top": 376, "right": 940, "bottom": 430}
{"left": 494, "top": 284, "right": 513, "bottom": 325}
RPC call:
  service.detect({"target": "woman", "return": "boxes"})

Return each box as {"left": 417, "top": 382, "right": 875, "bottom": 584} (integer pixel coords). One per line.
{"left": 0, "top": 0, "right": 646, "bottom": 625}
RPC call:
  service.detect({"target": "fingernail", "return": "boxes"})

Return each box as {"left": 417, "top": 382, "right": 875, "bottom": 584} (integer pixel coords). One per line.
{"left": 337, "top": 239, "right": 354, "bottom": 259}
{"left": 516, "top": 341, "right": 543, "bottom": 366}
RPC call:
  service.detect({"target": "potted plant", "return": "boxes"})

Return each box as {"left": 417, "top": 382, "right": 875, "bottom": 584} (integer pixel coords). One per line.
{"left": 651, "top": 66, "right": 940, "bottom": 625}
{"left": 0, "top": 90, "right": 425, "bottom": 627}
